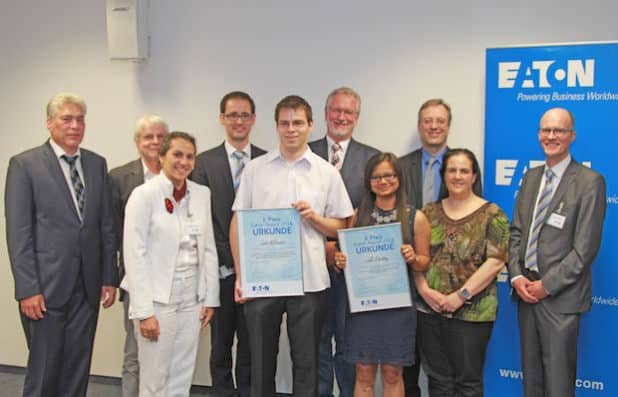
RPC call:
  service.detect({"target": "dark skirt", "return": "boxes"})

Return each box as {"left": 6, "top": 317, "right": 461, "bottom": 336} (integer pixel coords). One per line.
{"left": 343, "top": 305, "right": 416, "bottom": 366}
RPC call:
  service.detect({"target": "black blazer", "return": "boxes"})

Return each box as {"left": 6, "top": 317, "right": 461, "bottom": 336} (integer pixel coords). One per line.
{"left": 399, "top": 147, "right": 483, "bottom": 210}
{"left": 109, "top": 158, "right": 144, "bottom": 298}
{"left": 191, "top": 142, "right": 267, "bottom": 270}
{"left": 5, "top": 141, "right": 118, "bottom": 307}
{"left": 308, "top": 137, "right": 379, "bottom": 208}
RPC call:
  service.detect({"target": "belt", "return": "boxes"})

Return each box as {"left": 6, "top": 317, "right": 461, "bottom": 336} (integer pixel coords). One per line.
{"left": 522, "top": 268, "right": 541, "bottom": 281}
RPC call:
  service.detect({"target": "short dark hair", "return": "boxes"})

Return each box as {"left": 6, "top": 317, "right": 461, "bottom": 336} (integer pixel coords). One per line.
{"left": 418, "top": 98, "right": 452, "bottom": 126}
{"left": 274, "top": 95, "right": 313, "bottom": 123}
{"left": 220, "top": 91, "right": 256, "bottom": 114}
{"left": 439, "top": 148, "right": 481, "bottom": 181}
{"left": 159, "top": 131, "right": 197, "bottom": 156}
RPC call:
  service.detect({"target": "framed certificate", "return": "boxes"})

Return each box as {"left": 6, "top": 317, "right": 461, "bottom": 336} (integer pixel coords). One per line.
{"left": 237, "top": 208, "right": 304, "bottom": 297}
{"left": 338, "top": 222, "right": 411, "bottom": 313}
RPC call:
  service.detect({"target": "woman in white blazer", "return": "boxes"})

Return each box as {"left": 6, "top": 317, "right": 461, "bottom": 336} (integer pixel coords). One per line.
{"left": 122, "top": 131, "right": 219, "bottom": 396}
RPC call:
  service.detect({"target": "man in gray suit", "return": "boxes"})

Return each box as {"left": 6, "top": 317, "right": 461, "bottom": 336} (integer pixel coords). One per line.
{"left": 309, "top": 87, "right": 379, "bottom": 397}
{"left": 509, "top": 107, "right": 606, "bottom": 397}
{"left": 109, "top": 114, "right": 169, "bottom": 397}
{"left": 5, "top": 92, "right": 118, "bottom": 396}
{"left": 399, "top": 98, "right": 482, "bottom": 396}
{"left": 192, "top": 91, "right": 266, "bottom": 397}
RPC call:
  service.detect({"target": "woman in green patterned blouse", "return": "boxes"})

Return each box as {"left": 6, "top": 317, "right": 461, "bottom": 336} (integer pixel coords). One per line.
{"left": 413, "top": 148, "right": 509, "bottom": 397}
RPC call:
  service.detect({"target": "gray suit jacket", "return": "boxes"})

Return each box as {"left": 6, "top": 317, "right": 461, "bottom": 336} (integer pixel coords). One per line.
{"left": 5, "top": 141, "right": 118, "bottom": 308}
{"left": 109, "top": 158, "right": 144, "bottom": 299}
{"left": 508, "top": 159, "right": 606, "bottom": 314}
{"left": 191, "top": 142, "right": 266, "bottom": 271}
{"left": 308, "top": 137, "right": 379, "bottom": 208}
{"left": 399, "top": 147, "right": 483, "bottom": 210}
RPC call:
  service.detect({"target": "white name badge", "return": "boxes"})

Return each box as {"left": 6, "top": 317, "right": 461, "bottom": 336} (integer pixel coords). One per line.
{"left": 546, "top": 213, "right": 566, "bottom": 229}
{"left": 184, "top": 223, "right": 202, "bottom": 235}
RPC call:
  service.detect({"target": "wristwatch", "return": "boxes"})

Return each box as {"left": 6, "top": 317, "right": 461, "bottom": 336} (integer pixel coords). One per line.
{"left": 458, "top": 287, "right": 472, "bottom": 301}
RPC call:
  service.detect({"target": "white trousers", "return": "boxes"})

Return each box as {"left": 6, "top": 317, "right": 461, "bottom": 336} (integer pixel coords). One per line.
{"left": 136, "top": 273, "right": 202, "bottom": 397}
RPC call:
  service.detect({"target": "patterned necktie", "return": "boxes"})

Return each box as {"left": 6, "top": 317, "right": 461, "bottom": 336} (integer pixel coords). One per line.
{"left": 422, "top": 156, "right": 437, "bottom": 206}
{"left": 232, "top": 150, "right": 247, "bottom": 191}
{"left": 331, "top": 142, "right": 343, "bottom": 171}
{"left": 61, "top": 154, "right": 85, "bottom": 218}
{"left": 524, "top": 168, "right": 555, "bottom": 271}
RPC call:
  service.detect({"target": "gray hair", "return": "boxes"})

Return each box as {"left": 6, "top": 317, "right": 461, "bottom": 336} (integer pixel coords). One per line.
{"left": 46, "top": 92, "right": 87, "bottom": 118}
{"left": 134, "top": 114, "right": 169, "bottom": 142}
{"left": 325, "top": 86, "right": 361, "bottom": 114}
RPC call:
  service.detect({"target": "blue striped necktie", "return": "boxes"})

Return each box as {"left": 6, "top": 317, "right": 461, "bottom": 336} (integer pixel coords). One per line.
{"left": 61, "top": 154, "right": 85, "bottom": 218}
{"left": 524, "top": 168, "right": 554, "bottom": 271}
{"left": 232, "top": 150, "right": 247, "bottom": 192}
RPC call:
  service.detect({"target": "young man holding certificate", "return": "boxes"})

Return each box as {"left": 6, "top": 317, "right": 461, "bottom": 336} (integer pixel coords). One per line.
{"left": 230, "top": 95, "right": 354, "bottom": 397}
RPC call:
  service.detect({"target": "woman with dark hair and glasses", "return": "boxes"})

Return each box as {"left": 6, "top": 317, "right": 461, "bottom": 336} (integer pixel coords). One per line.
{"left": 334, "top": 152, "right": 431, "bottom": 397}
{"left": 414, "top": 148, "right": 509, "bottom": 397}
{"left": 122, "top": 132, "right": 219, "bottom": 396}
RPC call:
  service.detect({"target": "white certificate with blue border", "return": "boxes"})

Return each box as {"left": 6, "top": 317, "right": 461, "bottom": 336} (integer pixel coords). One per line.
{"left": 338, "top": 222, "right": 411, "bottom": 313}
{"left": 237, "top": 208, "right": 303, "bottom": 297}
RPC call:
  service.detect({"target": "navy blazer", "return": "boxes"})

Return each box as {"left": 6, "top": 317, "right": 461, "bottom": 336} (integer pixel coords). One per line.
{"left": 191, "top": 142, "right": 266, "bottom": 270}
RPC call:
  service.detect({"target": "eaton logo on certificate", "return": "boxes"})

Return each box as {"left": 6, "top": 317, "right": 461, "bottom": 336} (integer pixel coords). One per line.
{"left": 237, "top": 208, "right": 304, "bottom": 297}
{"left": 338, "top": 223, "right": 411, "bottom": 313}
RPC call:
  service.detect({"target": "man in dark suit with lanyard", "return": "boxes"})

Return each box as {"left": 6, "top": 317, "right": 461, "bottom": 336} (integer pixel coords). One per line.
{"left": 109, "top": 114, "right": 169, "bottom": 397}
{"left": 509, "top": 108, "right": 606, "bottom": 397}
{"left": 192, "top": 91, "right": 266, "bottom": 397}
{"left": 309, "top": 87, "right": 379, "bottom": 397}
{"left": 5, "top": 92, "right": 118, "bottom": 396}
{"left": 399, "top": 98, "right": 482, "bottom": 396}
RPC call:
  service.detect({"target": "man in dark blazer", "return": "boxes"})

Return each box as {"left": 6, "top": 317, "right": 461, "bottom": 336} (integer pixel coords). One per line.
{"left": 399, "top": 98, "right": 482, "bottom": 397}
{"left": 109, "top": 115, "right": 168, "bottom": 397}
{"left": 5, "top": 92, "right": 118, "bottom": 396}
{"left": 309, "top": 87, "right": 379, "bottom": 397}
{"left": 191, "top": 91, "right": 266, "bottom": 397}
{"left": 509, "top": 108, "right": 606, "bottom": 397}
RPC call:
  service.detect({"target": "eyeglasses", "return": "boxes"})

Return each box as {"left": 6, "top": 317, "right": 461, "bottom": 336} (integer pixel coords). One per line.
{"left": 538, "top": 127, "right": 573, "bottom": 137}
{"left": 223, "top": 113, "right": 253, "bottom": 122}
{"left": 370, "top": 173, "right": 397, "bottom": 183}
{"left": 328, "top": 107, "right": 357, "bottom": 117}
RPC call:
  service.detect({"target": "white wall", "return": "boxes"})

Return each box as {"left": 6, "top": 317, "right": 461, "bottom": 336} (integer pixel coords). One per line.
{"left": 1, "top": 0, "right": 616, "bottom": 388}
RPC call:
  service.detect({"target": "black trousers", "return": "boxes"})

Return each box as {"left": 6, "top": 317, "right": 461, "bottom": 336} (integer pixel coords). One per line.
{"left": 20, "top": 276, "right": 99, "bottom": 397}
{"left": 244, "top": 290, "right": 328, "bottom": 397}
{"left": 210, "top": 275, "right": 251, "bottom": 397}
{"left": 417, "top": 312, "right": 493, "bottom": 397}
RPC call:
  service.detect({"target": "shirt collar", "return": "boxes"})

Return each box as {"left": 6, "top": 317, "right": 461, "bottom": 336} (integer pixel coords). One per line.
{"left": 268, "top": 145, "right": 313, "bottom": 167}
{"left": 326, "top": 135, "right": 351, "bottom": 153}
{"left": 224, "top": 140, "right": 250, "bottom": 158}
{"left": 545, "top": 154, "right": 571, "bottom": 180}
{"left": 49, "top": 138, "right": 81, "bottom": 159}
{"left": 159, "top": 173, "right": 192, "bottom": 199}
{"left": 141, "top": 159, "right": 158, "bottom": 181}
{"left": 421, "top": 146, "right": 448, "bottom": 164}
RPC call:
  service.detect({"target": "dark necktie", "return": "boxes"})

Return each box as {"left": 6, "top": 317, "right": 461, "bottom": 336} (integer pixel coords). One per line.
{"left": 61, "top": 154, "right": 85, "bottom": 218}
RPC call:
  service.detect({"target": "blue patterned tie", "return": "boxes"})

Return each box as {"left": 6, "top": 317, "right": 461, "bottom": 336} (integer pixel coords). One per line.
{"left": 232, "top": 150, "right": 247, "bottom": 192}
{"left": 331, "top": 143, "right": 343, "bottom": 170}
{"left": 61, "top": 154, "right": 85, "bottom": 218}
{"left": 524, "top": 168, "right": 554, "bottom": 271}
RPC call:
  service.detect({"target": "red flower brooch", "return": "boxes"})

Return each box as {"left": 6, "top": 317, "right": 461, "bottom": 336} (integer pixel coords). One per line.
{"left": 165, "top": 198, "right": 174, "bottom": 214}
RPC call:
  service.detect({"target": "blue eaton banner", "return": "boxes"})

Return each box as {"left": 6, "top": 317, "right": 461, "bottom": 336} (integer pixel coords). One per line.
{"left": 484, "top": 42, "right": 618, "bottom": 396}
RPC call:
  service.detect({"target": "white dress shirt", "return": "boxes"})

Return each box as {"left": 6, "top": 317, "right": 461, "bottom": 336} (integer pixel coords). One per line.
{"left": 233, "top": 147, "right": 354, "bottom": 291}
